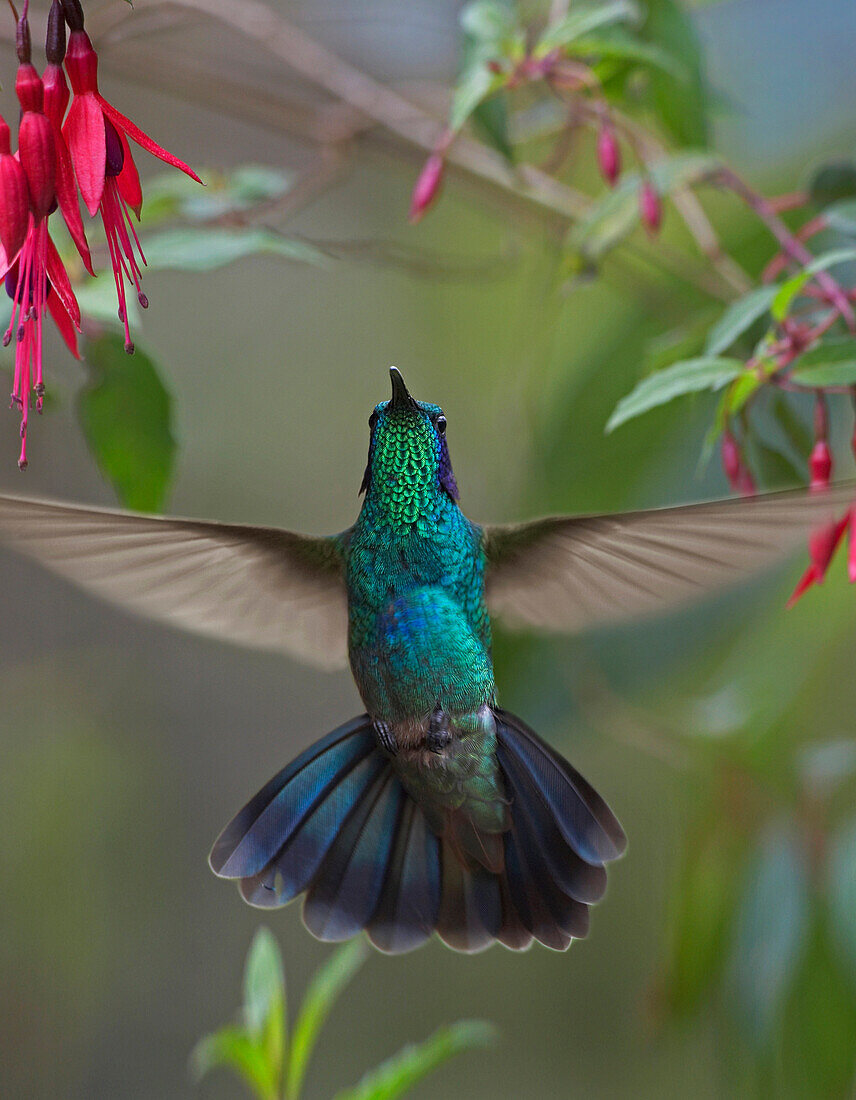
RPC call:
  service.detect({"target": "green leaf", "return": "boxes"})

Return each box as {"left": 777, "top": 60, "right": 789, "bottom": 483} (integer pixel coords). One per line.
{"left": 472, "top": 94, "right": 514, "bottom": 162}
{"left": 459, "top": 0, "right": 516, "bottom": 42}
{"left": 648, "top": 151, "right": 720, "bottom": 192}
{"left": 606, "top": 356, "right": 742, "bottom": 432}
{"left": 770, "top": 247, "right": 856, "bottom": 322}
{"left": 242, "top": 928, "right": 285, "bottom": 1087}
{"left": 789, "top": 337, "right": 856, "bottom": 386}
{"left": 142, "top": 165, "right": 291, "bottom": 226}
{"left": 823, "top": 198, "right": 856, "bottom": 237}
{"left": 642, "top": 0, "right": 708, "bottom": 146}
{"left": 770, "top": 392, "right": 812, "bottom": 462}
{"left": 704, "top": 286, "right": 778, "bottom": 355}
{"left": 450, "top": 64, "right": 506, "bottom": 132}
{"left": 536, "top": 0, "right": 640, "bottom": 55}
{"left": 286, "top": 939, "right": 368, "bottom": 1100}
{"left": 141, "top": 227, "right": 327, "bottom": 273}
{"left": 809, "top": 160, "right": 856, "bottom": 207}
{"left": 243, "top": 928, "right": 284, "bottom": 1037}
{"left": 728, "top": 821, "right": 809, "bottom": 1045}
{"left": 334, "top": 1020, "right": 496, "bottom": 1100}
{"left": 565, "top": 32, "right": 688, "bottom": 80}
{"left": 78, "top": 335, "right": 176, "bottom": 512}
{"left": 828, "top": 817, "right": 856, "bottom": 987}
{"left": 190, "top": 1026, "right": 277, "bottom": 1100}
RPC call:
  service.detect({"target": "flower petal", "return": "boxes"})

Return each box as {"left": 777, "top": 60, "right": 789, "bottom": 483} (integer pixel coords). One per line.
{"left": 63, "top": 93, "right": 106, "bottom": 215}
{"left": 0, "top": 154, "right": 31, "bottom": 262}
{"left": 116, "top": 128, "right": 142, "bottom": 219}
{"left": 808, "top": 514, "right": 848, "bottom": 579}
{"left": 98, "top": 96, "right": 202, "bottom": 184}
{"left": 47, "top": 288, "right": 80, "bottom": 359}
{"left": 786, "top": 563, "right": 819, "bottom": 609}
{"left": 52, "top": 123, "right": 94, "bottom": 275}
{"left": 46, "top": 233, "right": 81, "bottom": 329}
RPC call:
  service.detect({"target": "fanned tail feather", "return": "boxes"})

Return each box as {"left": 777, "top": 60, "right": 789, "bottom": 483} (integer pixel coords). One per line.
{"left": 210, "top": 709, "right": 626, "bottom": 953}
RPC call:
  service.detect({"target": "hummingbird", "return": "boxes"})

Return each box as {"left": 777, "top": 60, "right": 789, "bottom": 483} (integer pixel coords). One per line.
{"left": 0, "top": 367, "right": 851, "bottom": 953}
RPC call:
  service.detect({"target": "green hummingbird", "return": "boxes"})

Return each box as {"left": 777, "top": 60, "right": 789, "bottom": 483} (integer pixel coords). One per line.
{"left": 0, "top": 367, "right": 850, "bottom": 953}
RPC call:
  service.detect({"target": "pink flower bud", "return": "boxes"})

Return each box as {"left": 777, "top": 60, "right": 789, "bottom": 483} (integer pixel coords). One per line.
{"left": 809, "top": 439, "right": 832, "bottom": 490}
{"left": 848, "top": 509, "right": 856, "bottom": 583}
{"left": 0, "top": 118, "right": 29, "bottom": 262}
{"left": 596, "top": 125, "right": 620, "bottom": 187}
{"left": 18, "top": 110, "right": 56, "bottom": 221}
{"left": 409, "top": 153, "right": 445, "bottom": 223}
{"left": 639, "top": 180, "right": 662, "bottom": 234}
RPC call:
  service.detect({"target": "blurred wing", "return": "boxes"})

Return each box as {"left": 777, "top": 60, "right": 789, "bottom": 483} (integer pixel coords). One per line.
{"left": 0, "top": 494, "right": 350, "bottom": 669}
{"left": 483, "top": 484, "right": 856, "bottom": 633}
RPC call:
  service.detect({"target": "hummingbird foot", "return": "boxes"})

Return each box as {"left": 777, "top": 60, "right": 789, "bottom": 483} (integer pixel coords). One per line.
{"left": 373, "top": 719, "right": 398, "bottom": 755}
{"left": 426, "top": 709, "right": 452, "bottom": 753}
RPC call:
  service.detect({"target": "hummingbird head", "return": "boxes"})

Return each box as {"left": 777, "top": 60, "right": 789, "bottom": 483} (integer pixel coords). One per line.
{"left": 359, "top": 367, "right": 459, "bottom": 503}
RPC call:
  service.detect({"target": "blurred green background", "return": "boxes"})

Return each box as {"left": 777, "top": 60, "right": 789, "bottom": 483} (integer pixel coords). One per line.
{"left": 1, "top": 1, "right": 856, "bottom": 1096}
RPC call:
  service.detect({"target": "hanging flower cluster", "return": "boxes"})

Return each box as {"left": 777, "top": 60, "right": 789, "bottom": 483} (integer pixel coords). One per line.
{"left": 0, "top": 0, "right": 200, "bottom": 469}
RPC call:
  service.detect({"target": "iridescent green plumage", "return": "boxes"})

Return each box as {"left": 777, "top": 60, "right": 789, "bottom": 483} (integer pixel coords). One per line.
{"left": 346, "top": 373, "right": 506, "bottom": 849}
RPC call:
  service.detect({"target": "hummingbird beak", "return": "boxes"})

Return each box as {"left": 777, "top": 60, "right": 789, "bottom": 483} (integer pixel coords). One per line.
{"left": 389, "top": 366, "right": 416, "bottom": 410}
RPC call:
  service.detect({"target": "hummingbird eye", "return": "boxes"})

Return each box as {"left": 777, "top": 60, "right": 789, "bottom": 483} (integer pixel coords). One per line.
{"left": 436, "top": 416, "right": 447, "bottom": 435}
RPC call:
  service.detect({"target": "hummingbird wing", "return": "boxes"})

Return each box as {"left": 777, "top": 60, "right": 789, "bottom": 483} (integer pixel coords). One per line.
{"left": 0, "top": 494, "right": 349, "bottom": 669}
{"left": 482, "top": 484, "right": 855, "bottom": 633}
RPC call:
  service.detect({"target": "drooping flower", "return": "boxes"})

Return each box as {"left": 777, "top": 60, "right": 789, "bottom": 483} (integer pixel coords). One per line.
{"left": 60, "top": 0, "right": 201, "bottom": 351}
{"left": 42, "top": 0, "right": 92, "bottom": 274}
{"left": 3, "top": 16, "right": 81, "bottom": 469}
{"left": 0, "top": 116, "right": 30, "bottom": 265}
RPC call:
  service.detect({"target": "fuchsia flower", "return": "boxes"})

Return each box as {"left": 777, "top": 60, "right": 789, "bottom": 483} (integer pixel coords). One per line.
{"left": 3, "top": 31, "right": 81, "bottom": 469}
{"left": 0, "top": 117, "right": 29, "bottom": 266}
{"left": 42, "top": 0, "right": 92, "bottom": 274}
{"left": 787, "top": 414, "right": 855, "bottom": 606}
{"left": 60, "top": 0, "right": 201, "bottom": 350}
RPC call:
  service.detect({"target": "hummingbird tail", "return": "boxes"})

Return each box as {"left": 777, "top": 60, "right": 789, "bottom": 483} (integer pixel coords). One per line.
{"left": 209, "top": 709, "right": 626, "bottom": 954}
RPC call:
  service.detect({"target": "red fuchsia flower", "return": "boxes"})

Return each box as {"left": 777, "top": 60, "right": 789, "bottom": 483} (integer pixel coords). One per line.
{"left": 3, "top": 14, "right": 81, "bottom": 469}
{"left": 596, "top": 124, "right": 620, "bottom": 188}
{"left": 0, "top": 116, "right": 30, "bottom": 267}
{"left": 60, "top": 0, "right": 201, "bottom": 351}
{"left": 639, "top": 179, "right": 662, "bottom": 234}
{"left": 42, "top": 0, "right": 92, "bottom": 274}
